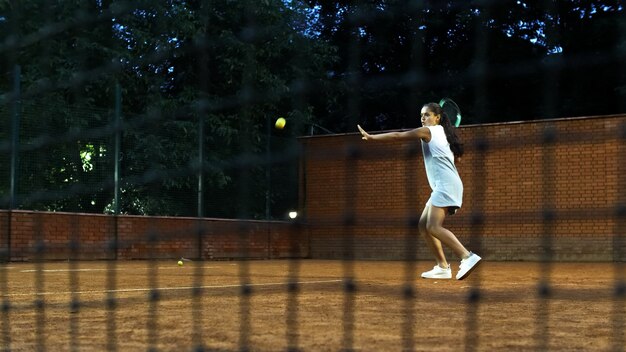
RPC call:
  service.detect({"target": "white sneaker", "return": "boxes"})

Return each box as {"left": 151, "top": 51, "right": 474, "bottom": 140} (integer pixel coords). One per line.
{"left": 456, "top": 252, "right": 482, "bottom": 280}
{"left": 421, "top": 265, "right": 452, "bottom": 279}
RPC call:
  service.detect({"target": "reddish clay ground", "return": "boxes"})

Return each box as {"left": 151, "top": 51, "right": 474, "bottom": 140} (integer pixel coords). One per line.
{"left": 1, "top": 260, "right": 624, "bottom": 351}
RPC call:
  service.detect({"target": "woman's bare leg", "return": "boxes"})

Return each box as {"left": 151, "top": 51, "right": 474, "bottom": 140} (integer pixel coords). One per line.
{"left": 418, "top": 205, "right": 449, "bottom": 268}
{"left": 425, "top": 205, "right": 470, "bottom": 259}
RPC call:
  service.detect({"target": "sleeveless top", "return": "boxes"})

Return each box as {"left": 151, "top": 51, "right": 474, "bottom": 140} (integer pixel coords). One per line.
{"left": 421, "top": 125, "right": 463, "bottom": 209}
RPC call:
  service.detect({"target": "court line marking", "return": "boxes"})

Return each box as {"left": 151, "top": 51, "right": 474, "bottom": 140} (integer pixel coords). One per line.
{"left": 18, "top": 266, "right": 228, "bottom": 273}
{"left": 20, "top": 268, "right": 121, "bottom": 273}
{"left": 156, "top": 266, "right": 223, "bottom": 270}
{"left": 1, "top": 279, "right": 343, "bottom": 297}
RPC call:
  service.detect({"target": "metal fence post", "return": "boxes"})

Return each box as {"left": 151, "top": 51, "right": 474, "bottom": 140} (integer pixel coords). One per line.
{"left": 9, "top": 65, "right": 21, "bottom": 212}
{"left": 197, "top": 113, "right": 204, "bottom": 218}
{"left": 114, "top": 83, "right": 122, "bottom": 216}
{"left": 112, "top": 82, "right": 122, "bottom": 260}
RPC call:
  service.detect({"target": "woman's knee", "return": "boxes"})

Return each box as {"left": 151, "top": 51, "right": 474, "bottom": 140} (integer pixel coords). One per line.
{"left": 425, "top": 222, "right": 442, "bottom": 235}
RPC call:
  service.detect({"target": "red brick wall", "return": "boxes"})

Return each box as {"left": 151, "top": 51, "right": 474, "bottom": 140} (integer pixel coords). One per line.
{"left": 0, "top": 210, "right": 307, "bottom": 261}
{"left": 299, "top": 114, "right": 626, "bottom": 262}
{"left": 1, "top": 115, "right": 624, "bottom": 263}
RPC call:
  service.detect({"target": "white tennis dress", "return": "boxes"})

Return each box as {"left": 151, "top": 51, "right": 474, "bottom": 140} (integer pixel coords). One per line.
{"left": 421, "top": 125, "right": 463, "bottom": 212}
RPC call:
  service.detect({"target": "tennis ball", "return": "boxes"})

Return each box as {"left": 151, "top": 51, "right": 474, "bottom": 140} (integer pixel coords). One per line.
{"left": 275, "top": 117, "right": 286, "bottom": 130}
{"left": 177, "top": 260, "right": 183, "bottom": 266}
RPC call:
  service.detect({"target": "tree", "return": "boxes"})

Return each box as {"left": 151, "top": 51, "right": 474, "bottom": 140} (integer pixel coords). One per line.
{"left": 0, "top": 0, "right": 337, "bottom": 218}
{"left": 305, "top": 0, "right": 625, "bottom": 128}
{"left": 112, "top": 0, "right": 336, "bottom": 217}
{"left": 0, "top": 1, "right": 127, "bottom": 213}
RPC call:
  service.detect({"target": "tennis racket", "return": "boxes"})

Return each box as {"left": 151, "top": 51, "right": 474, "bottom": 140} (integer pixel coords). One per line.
{"left": 439, "top": 98, "right": 462, "bottom": 127}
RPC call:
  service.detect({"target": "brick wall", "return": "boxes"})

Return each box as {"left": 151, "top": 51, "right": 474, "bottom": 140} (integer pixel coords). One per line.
{"left": 299, "top": 114, "right": 626, "bottom": 261}
{"left": 2, "top": 115, "right": 624, "bottom": 263}
{"left": 0, "top": 210, "right": 307, "bottom": 261}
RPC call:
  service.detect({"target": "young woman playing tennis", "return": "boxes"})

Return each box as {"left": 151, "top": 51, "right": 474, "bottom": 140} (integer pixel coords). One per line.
{"left": 357, "top": 102, "right": 481, "bottom": 280}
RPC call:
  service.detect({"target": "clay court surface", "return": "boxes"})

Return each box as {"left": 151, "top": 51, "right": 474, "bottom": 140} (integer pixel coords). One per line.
{"left": 1, "top": 260, "right": 624, "bottom": 351}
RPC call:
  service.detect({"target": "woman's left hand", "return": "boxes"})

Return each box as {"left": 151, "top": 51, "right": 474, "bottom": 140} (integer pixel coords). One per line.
{"left": 357, "top": 125, "right": 371, "bottom": 140}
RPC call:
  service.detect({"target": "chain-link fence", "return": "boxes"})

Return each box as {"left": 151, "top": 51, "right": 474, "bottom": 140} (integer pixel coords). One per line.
{"left": 1, "top": 1, "right": 625, "bottom": 351}
{"left": 1, "top": 72, "right": 302, "bottom": 219}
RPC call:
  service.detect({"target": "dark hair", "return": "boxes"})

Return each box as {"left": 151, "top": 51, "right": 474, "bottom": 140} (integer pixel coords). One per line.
{"left": 423, "top": 102, "right": 464, "bottom": 158}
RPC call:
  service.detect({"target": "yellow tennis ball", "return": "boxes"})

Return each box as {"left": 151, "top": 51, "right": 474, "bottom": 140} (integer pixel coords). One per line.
{"left": 177, "top": 260, "right": 183, "bottom": 266}
{"left": 275, "top": 117, "right": 286, "bottom": 129}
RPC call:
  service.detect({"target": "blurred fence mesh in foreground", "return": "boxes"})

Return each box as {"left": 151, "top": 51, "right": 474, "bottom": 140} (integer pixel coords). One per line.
{"left": 1, "top": 1, "right": 625, "bottom": 351}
